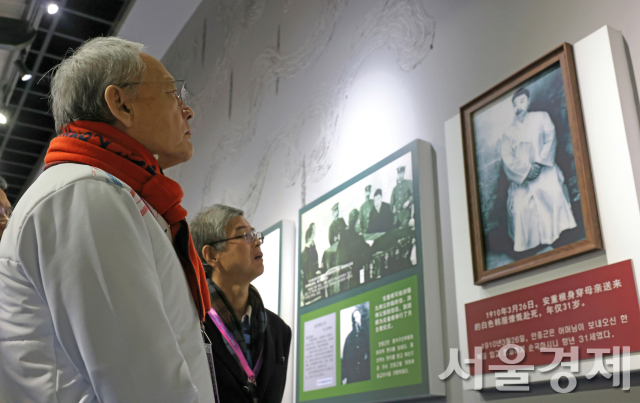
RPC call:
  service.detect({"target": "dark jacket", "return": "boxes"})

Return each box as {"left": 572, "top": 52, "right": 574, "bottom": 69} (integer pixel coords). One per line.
{"left": 300, "top": 243, "right": 319, "bottom": 286}
{"left": 328, "top": 217, "right": 347, "bottom": 244}
{"left": 204, "top": 310, "right": 292, "bottom": 403}
{"left": 341, "top": 326, "right": 371, "bottom": 384}
{"left": 368, "top": 202, "right": 393, "bottom": 233}
{"left": 336, "top": 228, "right": 371, "bottom": 289}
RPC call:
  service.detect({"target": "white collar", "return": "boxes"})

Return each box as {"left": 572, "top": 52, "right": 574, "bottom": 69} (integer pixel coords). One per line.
{"left": 241, "top": 304, "right": 252, "bottom": 325}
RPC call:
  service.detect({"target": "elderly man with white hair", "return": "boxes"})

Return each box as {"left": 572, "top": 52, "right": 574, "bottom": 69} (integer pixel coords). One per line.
{"left": 0, "top": 37, "right": 214, "bottom": 402}
{"left": 191, "top": 204, "right": 291, "bottom": 403}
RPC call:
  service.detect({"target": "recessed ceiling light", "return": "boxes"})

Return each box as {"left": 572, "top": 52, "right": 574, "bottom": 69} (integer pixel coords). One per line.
{"left": 14, "top": 59, "right": 31, "bottom": 82}
{"left": 0, "top": 113, "right": 7, "bottom": 125}
{"left": 47, "top": 3, "right": 59, "bottom": 14}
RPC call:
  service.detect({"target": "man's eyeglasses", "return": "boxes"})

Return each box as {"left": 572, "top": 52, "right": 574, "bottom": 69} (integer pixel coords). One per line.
{"left": 0, "top": 206, "right": 11, "bottom": 220}
{"left": 208, "top": 230, "right": 264, "bottom": 246}
{"left": 117, "top": 80, "right": 189, "bottom": 108}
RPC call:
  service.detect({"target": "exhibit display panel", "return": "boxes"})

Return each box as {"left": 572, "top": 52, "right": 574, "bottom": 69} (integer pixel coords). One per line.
{"left": 251, "top": 220, "right": 296, "bottom": 403}
{"left": 252, "top": 221, "right": 284, "bottom": 314}
{"left": 296, "top": 140, "right": 445, "bottom": 402}
{"left": 445, "top": 26, "right": 640, "bottom": 390}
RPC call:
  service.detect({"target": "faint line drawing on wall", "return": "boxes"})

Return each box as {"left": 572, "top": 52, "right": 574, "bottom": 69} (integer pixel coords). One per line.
{"left": 163, "top": 1, "right": 435, "bottom": 221}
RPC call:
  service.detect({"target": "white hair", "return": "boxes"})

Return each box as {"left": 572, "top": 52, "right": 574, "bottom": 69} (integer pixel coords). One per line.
{"left": 50, "top": 36, "right": 146, "bottom": 133}
{"left": 190, "top": 204, "right": 245, "bottom": 268}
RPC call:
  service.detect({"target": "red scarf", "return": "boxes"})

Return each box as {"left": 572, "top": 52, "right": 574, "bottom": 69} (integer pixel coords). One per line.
{"left": 44, "top": 120, "right": 211, "bottom": 321}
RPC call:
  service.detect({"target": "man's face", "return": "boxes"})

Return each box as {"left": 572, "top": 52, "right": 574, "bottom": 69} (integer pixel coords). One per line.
{"left": 333, "top": 208, "right": 339, "bottom": 219}
{"left": 215, "top": 215, "right": 264, "bottom": 284}
{"left": 127, "top": 53, "right": 195, "bottom": 168}
{"left": 374, "top": 194, "right": 382, "bottom": 210}
{"left": 365, "top": 189, "right": 371, "bottom": 200}
{"left": 353, "top": 310, "right": 362, "bottom": 329}
{"left": 513, "top": 94, "right": 530, "bottom": 118}
{"left": 398, "top": 171, "right": 404, "bottom": 181}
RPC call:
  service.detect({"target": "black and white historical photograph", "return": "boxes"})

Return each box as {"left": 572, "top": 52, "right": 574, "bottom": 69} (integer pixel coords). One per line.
{"left": 472, "top": 62, "right": 585, "bottom": 271}
{"left": 339, "top": 302, "right": 371, "bottom": 385}
{"left": 300, "top": 152, "right": 418, "bottom": 306}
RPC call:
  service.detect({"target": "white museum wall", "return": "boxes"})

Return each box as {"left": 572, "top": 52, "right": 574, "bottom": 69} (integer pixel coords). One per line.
{"left": 116, "top": 1, "right": 640, "bottom": 402}
{"left": 117, "top": 0, "right": 203, "bottom": 60}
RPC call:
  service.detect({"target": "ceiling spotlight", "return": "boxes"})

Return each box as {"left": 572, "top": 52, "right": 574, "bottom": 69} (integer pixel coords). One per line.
{"left": 47, "top": 3, "right": 59, "bottom": 14}
{"left": 0, "top": 113, "right": 7, "bottom": 125}
{"left": 15, "top": 59, "right": 32, "bottom": 81}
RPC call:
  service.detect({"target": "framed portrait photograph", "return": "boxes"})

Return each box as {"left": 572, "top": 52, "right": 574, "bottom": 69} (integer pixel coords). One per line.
{"left": 460, "top": 43, "right": 602, "bottom": 285}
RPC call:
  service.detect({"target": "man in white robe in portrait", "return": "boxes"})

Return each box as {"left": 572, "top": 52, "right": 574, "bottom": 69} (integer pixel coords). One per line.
{"left": 500, "top": 88, "right": 577, "bottom": 253}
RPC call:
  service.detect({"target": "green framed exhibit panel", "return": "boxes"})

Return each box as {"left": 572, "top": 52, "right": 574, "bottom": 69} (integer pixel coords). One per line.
{"left": 252, "top": 221, "right": 283, "bottom": 314}
{"left": 296, "top": 140, "right": 445, "bottom": 403}
{"left": 252, "top": 220, "right": 296, "bottom": 318}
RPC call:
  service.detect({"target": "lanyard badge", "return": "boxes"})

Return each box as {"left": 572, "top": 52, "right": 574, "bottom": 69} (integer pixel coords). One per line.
{"left": 208, "top": 308, "right": 264, "bottom": 386}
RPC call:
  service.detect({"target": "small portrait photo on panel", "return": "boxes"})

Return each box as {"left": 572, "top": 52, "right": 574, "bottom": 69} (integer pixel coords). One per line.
{"left": 461, "top": 44, "right": 602, "bottom": 284}
{"left": 299, "top": 152, "right": 418, "bottom": 306}
{"left": 339, "top": 302, "right": 370, "bottom": 385}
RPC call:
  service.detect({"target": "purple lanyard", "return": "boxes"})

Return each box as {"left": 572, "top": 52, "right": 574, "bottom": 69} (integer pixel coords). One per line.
{"left": 208, "top": 308, "right": 264, "bottom": 385}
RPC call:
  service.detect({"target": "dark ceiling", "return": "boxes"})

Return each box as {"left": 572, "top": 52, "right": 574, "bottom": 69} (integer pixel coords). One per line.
{"left": 1, "top": 0, "right": 132, "bottom": 205}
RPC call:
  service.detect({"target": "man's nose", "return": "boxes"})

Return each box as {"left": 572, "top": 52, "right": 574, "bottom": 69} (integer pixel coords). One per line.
{"left": 183, "top": 106, "right": 194, "bottom": 120}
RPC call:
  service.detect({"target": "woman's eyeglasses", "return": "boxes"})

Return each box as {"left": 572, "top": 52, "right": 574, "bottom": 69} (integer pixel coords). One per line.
{"left": 208, "top": 230, "right": 264, "bottom": 246}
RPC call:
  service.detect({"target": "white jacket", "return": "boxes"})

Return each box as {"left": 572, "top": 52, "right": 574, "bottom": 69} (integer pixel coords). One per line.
{"left": 0, "top": 163, "right": 214, "bottom": 403}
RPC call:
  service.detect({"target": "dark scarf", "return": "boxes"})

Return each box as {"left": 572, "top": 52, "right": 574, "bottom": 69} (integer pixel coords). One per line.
{"left": 44, "top": 120, "right": 211, "bottom": 320}
{"left": 209, "top": 281, "right": 268, "bottom": 371}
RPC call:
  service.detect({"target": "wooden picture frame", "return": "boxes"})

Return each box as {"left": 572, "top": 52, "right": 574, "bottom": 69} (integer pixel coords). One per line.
{"left": 460, "top": 43, "right": 602, "bottom": 285}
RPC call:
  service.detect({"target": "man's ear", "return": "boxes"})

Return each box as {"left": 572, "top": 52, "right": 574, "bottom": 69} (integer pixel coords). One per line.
{"left": 105, "top": 85, "right": 134, "bottom": 128}
{"left": 202, "top": 245, "right": 219, "bottom": 268}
